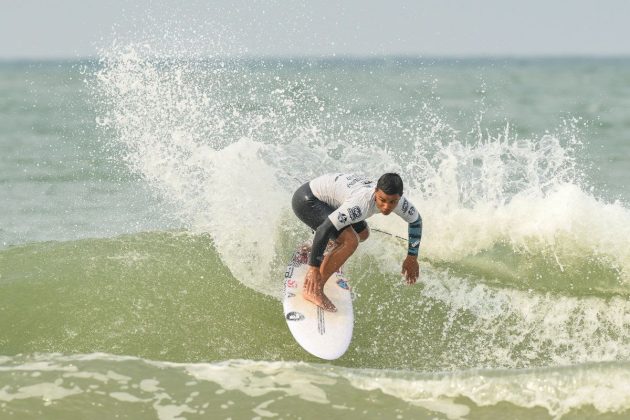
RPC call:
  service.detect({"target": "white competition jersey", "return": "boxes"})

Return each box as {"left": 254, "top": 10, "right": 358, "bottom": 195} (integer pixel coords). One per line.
{"left": 309, "top": 173, "right": 419, "bottom": 230}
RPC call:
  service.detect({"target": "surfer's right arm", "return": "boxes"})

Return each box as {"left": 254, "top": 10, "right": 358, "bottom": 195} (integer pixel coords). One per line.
{"left": 308, "top": 218, "right": 337, "bottom": 267}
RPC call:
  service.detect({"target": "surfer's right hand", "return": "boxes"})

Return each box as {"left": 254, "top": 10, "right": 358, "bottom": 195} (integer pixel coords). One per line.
{"left": 305, "top": 265, "right": 320, "bottom": 278}
{"left": 304, "top": 266, "right": 337, "bottom": 312}
{"left": 304, "top": 266, "right": 323, "bottom": 296}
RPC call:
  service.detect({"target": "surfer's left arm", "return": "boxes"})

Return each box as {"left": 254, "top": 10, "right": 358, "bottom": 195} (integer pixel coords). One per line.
{"left": 401, "top": 214, "right": 422, "bottom": 284}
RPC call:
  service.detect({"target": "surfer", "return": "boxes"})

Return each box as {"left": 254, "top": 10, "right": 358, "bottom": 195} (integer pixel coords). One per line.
{"left": 292, "top": 173, "right": 422, "bottom": 312}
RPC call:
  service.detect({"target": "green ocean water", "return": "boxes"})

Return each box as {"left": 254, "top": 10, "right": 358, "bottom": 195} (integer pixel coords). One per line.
{"left": 1, "top": 55, "right": 630, "bottom": 419}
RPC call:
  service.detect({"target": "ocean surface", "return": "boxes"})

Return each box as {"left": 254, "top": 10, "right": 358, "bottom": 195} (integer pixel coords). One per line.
{"left": 1, "top": 52, "right": 630, "bottom": 419}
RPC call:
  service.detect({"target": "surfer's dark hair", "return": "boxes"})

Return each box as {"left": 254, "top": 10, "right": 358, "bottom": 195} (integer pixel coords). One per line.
{"left": 376, "top": 173, "right": 403, "bottom": 195}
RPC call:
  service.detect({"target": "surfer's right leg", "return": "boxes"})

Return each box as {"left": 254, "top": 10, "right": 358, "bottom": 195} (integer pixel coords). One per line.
{"left": 320, "top": 227, "right": 359, "bottom": 283}
{"left": 292, "top": 182, "right": 342, "bottom": 311}
{"left": 321, "top": 221, "right": 368, "bottom": 276}
{"left": 316, "top": 223, "right": 367, "bottom": 302}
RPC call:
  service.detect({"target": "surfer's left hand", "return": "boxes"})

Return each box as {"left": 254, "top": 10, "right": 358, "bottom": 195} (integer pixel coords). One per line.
{"left": 401, "top": 256, "right": 419, "bottom": 285}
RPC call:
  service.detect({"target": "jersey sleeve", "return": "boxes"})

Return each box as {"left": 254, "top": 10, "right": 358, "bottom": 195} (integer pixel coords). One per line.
{"left": 395, "top": 196, "right": 423, "bottom": 256}
{"left": 328, "top": 200, "right": 368, "bottom": 230}
{"left": 393, "top": 196, "right": 419, "bottom": 223}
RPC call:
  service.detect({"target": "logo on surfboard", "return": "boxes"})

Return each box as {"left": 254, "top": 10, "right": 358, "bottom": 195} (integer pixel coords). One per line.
{"left": 286, "top": 311, "right": 305, "bottom": 321}
{"left": 336, "top": 279, "right": 350, "bottom": 290}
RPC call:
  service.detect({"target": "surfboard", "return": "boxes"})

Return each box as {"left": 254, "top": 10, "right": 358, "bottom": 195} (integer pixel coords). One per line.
{"left": 283, "top": 243, "right": 354, "bottom": 360}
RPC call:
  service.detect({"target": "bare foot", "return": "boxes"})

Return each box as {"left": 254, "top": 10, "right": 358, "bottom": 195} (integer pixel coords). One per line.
{"left": 303, "top": 289, "right": 337, "bottom": 312}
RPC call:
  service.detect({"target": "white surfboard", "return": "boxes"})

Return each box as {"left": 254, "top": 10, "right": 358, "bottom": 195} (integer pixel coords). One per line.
{"left": 283, "top": 244, "right": 354, "bottom": 360}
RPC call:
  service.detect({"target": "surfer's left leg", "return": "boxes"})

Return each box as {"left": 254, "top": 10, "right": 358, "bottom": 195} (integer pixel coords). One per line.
{"left": 357, "top": 225, "right": 370, "bottom": 242}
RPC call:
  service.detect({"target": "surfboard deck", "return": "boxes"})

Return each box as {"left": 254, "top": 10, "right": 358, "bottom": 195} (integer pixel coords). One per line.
{"left": 283, "top": 243, "right": 354, "bottom": 360}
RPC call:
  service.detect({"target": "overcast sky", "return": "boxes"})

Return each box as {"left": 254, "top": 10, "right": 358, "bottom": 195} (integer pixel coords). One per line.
{"left": 1, "top": 0, "right": 629, "bottom": 59}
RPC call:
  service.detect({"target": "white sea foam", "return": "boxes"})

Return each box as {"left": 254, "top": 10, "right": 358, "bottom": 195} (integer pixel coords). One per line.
{"left": 416, "top": 269, "right": 630, "bottom": 367}
{"left": 93, "top": 44, "right": 402, "bottom": 295}
{"left": 185, "top": 360, "right": 334, "bottom": 404}
{"left": 344, "top": 362, "right": 630, "bottom": 419}
{"left": 0, "top": 382, "right": 83, "bottom": 404}
{"left": 4, "top": 354, "right": 628, "bottom": 419}
{"left": 94, "top": 43, "right": 630, "bottom": 291}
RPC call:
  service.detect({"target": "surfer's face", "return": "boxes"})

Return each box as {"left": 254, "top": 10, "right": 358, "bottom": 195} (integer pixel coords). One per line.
{"left": 375, "top": 189, "right": 400, "bottom": 215}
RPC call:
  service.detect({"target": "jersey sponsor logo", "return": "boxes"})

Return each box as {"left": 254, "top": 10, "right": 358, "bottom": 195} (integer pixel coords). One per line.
{"left": 348, "top": 206, "right": 362, "bottom": 221}
{"left": 286, "top": 292, "right": 296, "bottom": 298}
{"left": 345, "top": 174, "right": 370, "bottom": 188}
{"left": 284, "top": 266, "right": 294, "bottom": 278}
{"left": 345, "top": 174, "right": 358, "bottom": 186}
{"left": 338, "top": 212, "right": 348, "bottom": 224}
{"left": 402, "top": 198, "right": 409, "bottom": 213}
{"left": 408, "top": 206, "right": 416, "bottom": 216}
{"left": 286, "top": 279, "right": 298, "bottom": 288}
{"left": 286, "top": 311, "right": 305, "bottom": 321}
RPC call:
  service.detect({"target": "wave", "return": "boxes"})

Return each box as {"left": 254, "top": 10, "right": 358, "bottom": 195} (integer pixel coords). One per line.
{"left": 2, "top": 232, "right": 630, "bottom": 371}
{"left": 1, "top": 353, "right": 629, "bottom": 419}
{"left": 0, "top": 41, "right": 615, "bottom": 375}
{"left": 0, "top": 232, "right": 283, "bottom": 362}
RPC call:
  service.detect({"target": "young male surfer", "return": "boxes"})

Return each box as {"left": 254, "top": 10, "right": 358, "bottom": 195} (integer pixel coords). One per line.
{"left": 292, "top": 173, "right": 422, "bottom": 312}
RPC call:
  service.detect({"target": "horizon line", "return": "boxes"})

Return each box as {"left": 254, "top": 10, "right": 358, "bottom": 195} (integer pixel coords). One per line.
{"left": 2, "top": 52, "right": 630, "bottom": 63}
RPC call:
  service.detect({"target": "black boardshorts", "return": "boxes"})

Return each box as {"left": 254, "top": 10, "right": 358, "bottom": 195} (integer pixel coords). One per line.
{"left": 292, "top": 182, "right": 368, "bottom": 239}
